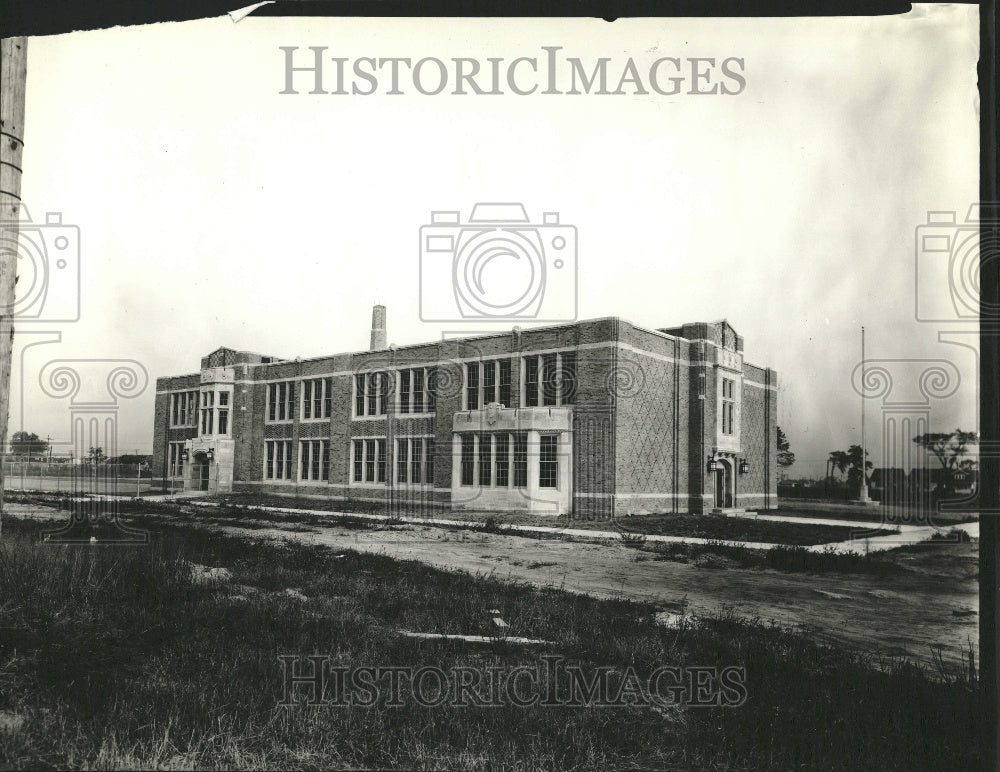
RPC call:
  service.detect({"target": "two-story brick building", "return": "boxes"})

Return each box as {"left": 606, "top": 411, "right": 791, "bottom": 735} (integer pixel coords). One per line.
{"left": 151, "top": 309, "right": 778, "bottom": 516}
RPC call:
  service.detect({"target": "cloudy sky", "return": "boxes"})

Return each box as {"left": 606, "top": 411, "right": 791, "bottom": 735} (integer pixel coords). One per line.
{"left": 10, "top": 6, "right": 980, "bottom": 476}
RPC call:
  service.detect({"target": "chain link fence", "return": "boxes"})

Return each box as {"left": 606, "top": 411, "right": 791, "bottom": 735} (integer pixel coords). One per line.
{"left": 2, "top": 462, "right": 154, "bottom": 495}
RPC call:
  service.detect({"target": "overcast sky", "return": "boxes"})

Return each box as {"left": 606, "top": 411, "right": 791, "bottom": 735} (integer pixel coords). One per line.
{"left": 10, "top": 6, "right": 980, "bottom": 477}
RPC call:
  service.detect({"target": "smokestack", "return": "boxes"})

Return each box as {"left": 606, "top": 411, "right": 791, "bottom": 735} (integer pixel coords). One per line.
{"left": 370, "top": 305, "right": 387, "bottom": 350}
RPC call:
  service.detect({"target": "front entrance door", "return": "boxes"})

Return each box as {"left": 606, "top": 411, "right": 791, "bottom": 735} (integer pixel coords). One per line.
{"left": 194, "top": 453, "right": 210, "bottom": 491}
{"left": 714, "top": 460, "right": 734, "bottom": 509}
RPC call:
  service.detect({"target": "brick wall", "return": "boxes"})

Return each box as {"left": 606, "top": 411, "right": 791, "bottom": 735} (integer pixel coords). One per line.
{"left": 741, "top": 364, "right": 778, "bottom": 509}
{"left": 151, "top": 373, "right": 199, "bottom": 485}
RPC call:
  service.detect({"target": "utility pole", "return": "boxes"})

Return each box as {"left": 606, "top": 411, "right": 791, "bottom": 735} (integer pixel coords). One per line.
{"left": 857, "top": 325, "right": 871, "bottom": 504}
{"left": 0, "top": 37, "right": 29, "bottom": 538}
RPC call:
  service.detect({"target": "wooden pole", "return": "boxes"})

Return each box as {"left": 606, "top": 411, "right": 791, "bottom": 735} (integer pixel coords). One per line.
{"left": 0, "top": 37, "right": 29, "bottom": 536}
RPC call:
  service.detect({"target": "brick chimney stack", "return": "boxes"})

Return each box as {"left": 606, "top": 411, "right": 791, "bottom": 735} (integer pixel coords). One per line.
{"left": 370, "top": 305, "right": 387, "bottom": 350}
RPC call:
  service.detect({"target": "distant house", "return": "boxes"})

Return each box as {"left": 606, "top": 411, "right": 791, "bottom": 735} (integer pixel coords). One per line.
{"left": 907, "top": 467, "right": 977, "bottom": 497}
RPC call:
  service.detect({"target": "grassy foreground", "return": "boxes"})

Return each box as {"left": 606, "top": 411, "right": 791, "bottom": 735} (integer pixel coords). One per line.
{"left": 0, "top": 514, "right": 981, "bottom": 770}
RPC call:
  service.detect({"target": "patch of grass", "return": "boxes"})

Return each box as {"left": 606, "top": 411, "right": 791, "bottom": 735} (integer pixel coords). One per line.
{"left": 603, "top": 512, "right": 881, "bottom": 546}
{"left": 618, "top": 531, "right": 647, "bottom": 549}
{"left": 0, "top": 514, "right": 980, "bottom": 770}
{"left": 640, "top": 540, "right": 924, "bottom": 577}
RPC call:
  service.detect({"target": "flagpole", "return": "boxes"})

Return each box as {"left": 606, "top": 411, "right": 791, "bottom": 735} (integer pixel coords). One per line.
{"left": 859, "top": 325, "right": 870, "bottom": 502}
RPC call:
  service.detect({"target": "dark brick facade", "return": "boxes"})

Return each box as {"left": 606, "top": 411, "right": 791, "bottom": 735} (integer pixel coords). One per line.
{"left": 152, "top": 317, "right": 778, "bottom": 515}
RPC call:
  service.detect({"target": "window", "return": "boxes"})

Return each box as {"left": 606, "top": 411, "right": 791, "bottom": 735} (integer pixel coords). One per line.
{"left": 365, "top": 440, "right": 376, "bottom": 481}
{"left": 399, "top": 370, "right": 410, "bottom": 415}
{"left": 168, "top": 442, "right": 185, "bottom": 477}
{"left": 499, "top": 359, "right": 512, "bottom": 407}
{"left": 265, "top": 440, "right": 293, "bottom": 480}
{"left": 478, "top": 434, "right": 492, "bottom": 486}
{"left": 397, "top": 367, "right": 433, "bottom": 414}
{"left": 522, "top": 352, "right": 576, "bottom": 407}
{"left": 352, "top": 438, "right": 387, "bottom": 483}
{"left": 412, "top": 368, "right": 425, "bottom": 413}
{"left": 513, "top": 433, "right": 528, "bottom": 488}
{"left": 465, "top": 362, "right": 480, "bottom": 410}
{"left": 169, "top": 391, "right": 198, "bottom": 427}
{"left": 395, "top": 437, "right": 434, "bottom": 485}
{"left": 355, "top": 374, "right": 365, "bottom": 417}
{"left": 483, "top": 361, "right": 497, "bottom": 405}
{"left": 495, "top": 433, "right": 509, "bottom": 487}
{"left": 376, "top": 439, "right": 387, "bottom": 482}
{"left": 397, "top": 437, "right": 409, "bottom": 483}
{"left": 539, "top": 435, "right": 558, "bottom": 488}
{"left": 267, "top": 381, "right": 294, "bottom": 422}
{"left": 560, "top": 352, "right": 576, "bottom": 405}
{"left": 410, "top": 438, "right": 423, "bottom": 483}
{"left": 302, "top": 378, "right": 333, "bottom": 420}
{"left": 524, "top": 356, "right": 539, "bottom": 407}
{"left": 721, "top": 377, "right": 736, "bottom": 436}
{"left": 200, "top": 391, "right": 215, "bottom": 435}
{"left": 197, "top": 389, "right": 231, "bottom": 436}
{"left": 426, "top": 367, "right": 437, "bottom": 412}
{"left": 299, "top": 440, "right": 329, "bottom": 482}
{"left": 426, "top": 438, "right": 435, "bottom": 484}
{"left": 367, "top": 374, "right": 379, "bottom": 416}
{"left": 355, "top": 372, "right": 388, "bottom": 417}
{"left": 353, "top": 440, "right": 364, "bottom": 482}
{"left": 461, "top": 434, "right": 475, "bottom": 486}
{"left": 541, "top": 353, "right": 558, "bottom": 406}
{"left": 457, "top": 431, "right": 528, "bottom": 488}
{"left": 465, "top": 358, "right": 513, "bottom": 410}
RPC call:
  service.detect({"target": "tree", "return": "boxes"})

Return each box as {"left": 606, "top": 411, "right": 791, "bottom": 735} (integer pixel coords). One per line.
{"left": 9, "top": 431, "right": 48, "bottom": 459}
{"left": 827, "top": 446, "right": 872, "bottom": 496}
{"left": 776, "top": 426, "right": 795, "bottom": 468}
{"left": 845, "top": 444, "right": 873, "bottom": 492}
{"left": 912, "top": 429, "right": 978, "bottom": 496}
{"left": 828, "top": 450, "right": 849, "bottom": 481}
{"left": 87, "top": 446, "right": 106, "bottom": 465}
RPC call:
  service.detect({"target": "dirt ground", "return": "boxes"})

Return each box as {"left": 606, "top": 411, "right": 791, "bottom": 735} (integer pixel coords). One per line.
{"left": 6, "top": 502, "right": 979, "bottom": 670}
{"left": 200, "top": 516, "right": 978, "bottom": 670}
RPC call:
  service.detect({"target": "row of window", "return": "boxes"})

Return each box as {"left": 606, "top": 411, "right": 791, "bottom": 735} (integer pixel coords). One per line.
{"left": 169, "top": 391, "right": 198, "bottom": 427}
{"left": 257, "top": 438, "right": 437, "bottom": 484}
{"left": 521, "top": 352, "right": 577, "bottom": 409}
{"left": 264, "top": 439, "right": 332, "bottom": 481}
{"left": 459, "top": 432, "right": 560, "bottom": 489}
{"left": 351, "top": 437, "right": 436, "bottom": 484}
{"left": 200, "top": 390, "right": 230, "bottom": 436}
{"left": 168, "top": 442, "right": 186, "bottom": 477}
{"left": 172, "top": 352, "right": 581, "bottom": 430}
{"left": 169, "top": 390, "right": 232, "bottom": 435}
{"left": 171, "top": 432, "right": 559, "bottom": 489}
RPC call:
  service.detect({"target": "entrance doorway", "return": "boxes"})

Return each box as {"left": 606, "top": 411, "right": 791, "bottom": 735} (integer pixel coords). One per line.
{"left": 194, "top": 452, "right": 210, "bottom": 491}
{"left": 714, "top": 458, "right": 734, "bottom": 509}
